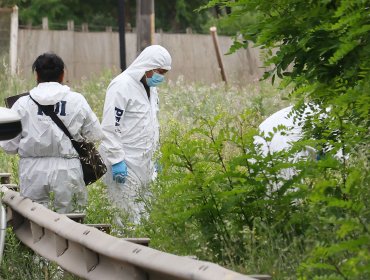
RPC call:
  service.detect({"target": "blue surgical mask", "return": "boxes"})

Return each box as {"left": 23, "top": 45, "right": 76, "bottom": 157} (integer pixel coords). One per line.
{"left": 146, "top": 72, "right": 165, "bottom": 87}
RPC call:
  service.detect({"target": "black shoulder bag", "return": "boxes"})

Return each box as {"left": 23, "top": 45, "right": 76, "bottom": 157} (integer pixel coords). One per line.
{"left": 30, "top": 96, "right": 107, "bottom": 186}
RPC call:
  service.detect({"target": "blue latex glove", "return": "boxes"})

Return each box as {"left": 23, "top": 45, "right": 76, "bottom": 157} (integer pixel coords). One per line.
{"left": 154, "top": 161, "right": 163, "bottom": 173}
{"left": 112, "top": 161, "right": 128, "bottom": 184}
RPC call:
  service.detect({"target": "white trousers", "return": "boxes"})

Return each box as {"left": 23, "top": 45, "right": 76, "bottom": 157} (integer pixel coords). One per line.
{"left": 19, "top": 157, "right": 87, "bottom": 214}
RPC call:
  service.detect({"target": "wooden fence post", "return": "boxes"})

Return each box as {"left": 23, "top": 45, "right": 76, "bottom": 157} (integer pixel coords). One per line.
{"left": 42, "top": 17, "right": 48, "bottom": 30}
{"left": 67, "top": 20, "right": 74, "bottom": 31}
{"left": 186, "top": 27, "right": 192, "bottom": 34}
{"left": 10, "top": 5, "right": 18, "bottom": 75}
{"left": 210, "top": 26, "right": 227, "bottom": 84}
{"left": 125, "top": 23, "right": 132, "bottom": 32}
{"left": 81, "top": 23, "right": 88, "bottom": 32}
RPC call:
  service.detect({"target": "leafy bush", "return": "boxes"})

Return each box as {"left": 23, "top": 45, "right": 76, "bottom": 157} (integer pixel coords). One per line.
{"left": 192, "top": 0, "right": 370, "bottom": 278}
{"left": 139, "top": 79, "right": 309, "bottom": 278}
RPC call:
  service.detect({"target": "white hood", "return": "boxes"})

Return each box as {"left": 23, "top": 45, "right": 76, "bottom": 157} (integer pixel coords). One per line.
{"left": 29, "top": 82, "right": 70, "bottom": 105}
{"left": 111, "top": 45, "right": 172, "bottom": 85}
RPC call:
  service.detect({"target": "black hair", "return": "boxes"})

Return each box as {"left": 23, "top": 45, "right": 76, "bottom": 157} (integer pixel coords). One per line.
{"left": 32, "top": 53, "right": 65, "bottom": 82}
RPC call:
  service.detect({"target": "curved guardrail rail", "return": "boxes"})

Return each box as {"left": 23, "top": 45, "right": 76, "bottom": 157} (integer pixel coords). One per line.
{"left": 0, "top": 202, "right": 6, "bottom": 263}
{"left": 1, "top": 185, "right": 259, "bottom": 280}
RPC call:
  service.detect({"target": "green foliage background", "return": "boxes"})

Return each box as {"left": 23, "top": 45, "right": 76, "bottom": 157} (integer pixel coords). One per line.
{"left": 0, "top": 0, "right": 217, "bottom": 33}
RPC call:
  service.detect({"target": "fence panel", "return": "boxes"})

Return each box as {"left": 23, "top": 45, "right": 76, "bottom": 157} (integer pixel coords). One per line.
{"left": 17, "top": 29, "right": 265, "bottom": 84}
{"left": 18, "top": 30, "right": 75, "bottom": 79}
{"left": 156, "top": 33, "right": 263, "bottom": 84}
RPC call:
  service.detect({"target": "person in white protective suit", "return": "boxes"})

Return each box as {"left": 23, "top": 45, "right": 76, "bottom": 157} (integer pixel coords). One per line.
{"left": 254, "top": 105, "right": 317, "bottom": 184}
{"left": 0, "top": 53, "right": 104, "bottom": 213}
{"left": 255, "top": 106, "right": 310, "bottom": 154}
{"left": 99, "top": 45, "right": 172, "bottom": 223}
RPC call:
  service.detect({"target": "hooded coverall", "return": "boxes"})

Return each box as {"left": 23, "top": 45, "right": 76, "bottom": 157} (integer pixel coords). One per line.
{"left": 0, "top": 82, "right": 103, "bottom": 213}
{"left": 254, "top": 105, "right": 316, "bottom": 190}
{"left": 99, "top": 45, "right": 172, "bottom": 222}
{"left": 256, "top": 106, "right": 305, "bottom": 154}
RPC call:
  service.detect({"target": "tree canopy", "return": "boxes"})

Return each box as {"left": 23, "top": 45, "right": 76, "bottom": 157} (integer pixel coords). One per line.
{"left": 0, "top": 0, "right": 216, "bottom": 32}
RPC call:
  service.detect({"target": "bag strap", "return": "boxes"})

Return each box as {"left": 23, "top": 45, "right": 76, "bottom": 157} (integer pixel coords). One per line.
{"left": 29, "top": 95, "right": 82, "bottom": 154}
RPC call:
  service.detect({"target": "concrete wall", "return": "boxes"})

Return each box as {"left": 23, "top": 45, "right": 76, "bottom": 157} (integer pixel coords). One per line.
{"left": 17, "top": 29, "right": 265, "bottom": 84}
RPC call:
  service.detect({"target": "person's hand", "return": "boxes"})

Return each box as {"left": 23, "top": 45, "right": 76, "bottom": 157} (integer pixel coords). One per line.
{"left": 154, "top": 161, "right": 162, "bottom": 173}
{"left": 112, "top": 161, "right": 128, "bottom": 184}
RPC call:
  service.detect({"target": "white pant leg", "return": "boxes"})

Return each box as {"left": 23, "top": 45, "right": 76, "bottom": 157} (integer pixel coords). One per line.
{"left": 103, "top": 166, "right": 149, "bottom": 224}
{"left": 19, "top": 157, "right": 87, "bottom": 214}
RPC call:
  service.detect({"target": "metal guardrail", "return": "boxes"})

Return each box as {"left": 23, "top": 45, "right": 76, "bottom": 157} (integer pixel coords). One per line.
{"left": 0, "top": 201, "right": 6, "bottom": 264}
{"left": 1, "top": 185, "right": 264, "bottom": 280}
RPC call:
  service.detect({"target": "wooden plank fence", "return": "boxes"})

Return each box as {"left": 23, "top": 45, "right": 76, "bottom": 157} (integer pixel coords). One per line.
{"left": 4, "top": 11, "right": 265, "bottom": 84}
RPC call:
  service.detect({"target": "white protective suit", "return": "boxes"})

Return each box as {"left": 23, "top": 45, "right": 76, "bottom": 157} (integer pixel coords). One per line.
{"left": 99, "top": 45, "right": 172, "bottom": 222}
{"left": 256, "top": 106, "right": 305, "bottom": 154}
{"left": 254, "top": 105, "right": 316, "bottom": 183}
{"left": 0, "top": 82, "right": 103, "bottom": 213}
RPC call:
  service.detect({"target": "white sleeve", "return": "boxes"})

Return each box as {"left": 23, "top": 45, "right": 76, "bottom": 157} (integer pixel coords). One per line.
{"left": 100, "top": 81, "right": 128, "bottom": 165}
{"left": 80, "top": 97, "right": 104, "bottom": 143}
{"left": 0, "top": 101, "right": 22, "bottom": 154}
{"left": 0, "top": 134, "right": 21, "bottom": 154}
